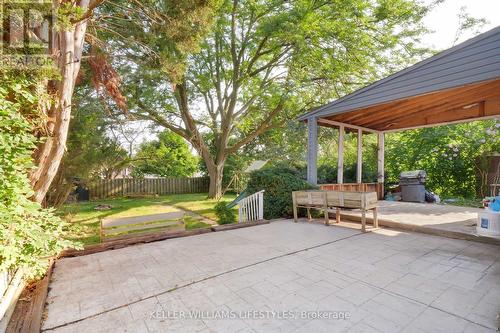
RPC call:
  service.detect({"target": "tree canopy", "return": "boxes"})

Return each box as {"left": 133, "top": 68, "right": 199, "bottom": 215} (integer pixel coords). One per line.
{"left": 385, "top": 121, "right": 500, "bottom": 198}
{"left": 46, "top": 87, "right": 130, "bottom": 206}
{"left": 97, "top": 0, "right": 432, "bottom": 197}
{"left": 133, "top": 130, "right": 198, "bottom": 178}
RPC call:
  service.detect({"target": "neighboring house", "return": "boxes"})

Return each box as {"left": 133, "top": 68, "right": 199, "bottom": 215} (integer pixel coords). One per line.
{"left": 109, "top": 167, "right": 133, "bottom": 179}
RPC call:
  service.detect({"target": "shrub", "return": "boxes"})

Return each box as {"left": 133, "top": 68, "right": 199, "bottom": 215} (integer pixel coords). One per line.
{"left": 246, "top": 166, "right": 317, "bottom": 219}
{"left": 0, "top": 73, "right": 79, "bottom": 279}
{"left": 214, "top": 202, "right": 236, "bottom": 224}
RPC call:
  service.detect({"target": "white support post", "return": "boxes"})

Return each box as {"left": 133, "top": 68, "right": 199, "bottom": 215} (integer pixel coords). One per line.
{"left": 357, "top": 129, "right": 363, "bottom": 184}
{"left": 337, "top": 125, "right": 344, "bottom": 184}
{"left": 377, "top": 132, "right": 385, "bottom": 193}
{"left": 307, "top": 117, "right": 318, "bottom": 185}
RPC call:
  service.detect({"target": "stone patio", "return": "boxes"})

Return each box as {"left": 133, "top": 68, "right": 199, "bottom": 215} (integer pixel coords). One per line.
{"left": 42, "top": 220, "right": 499, "bottom": 333}
{"left": 340, "top": 201, "right": 500, "bottom": 245}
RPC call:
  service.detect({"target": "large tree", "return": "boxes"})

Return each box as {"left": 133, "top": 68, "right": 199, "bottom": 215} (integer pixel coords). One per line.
{"left": 101, "top": 0, "right": 432, "bottom": 198}
{"left": 28, "top": 0, "right": 220, "bottom": 202}
{"left": 46, "top": 87, "right": 129, "bottom": 207}
{"left": 29, "top": 0, "right": 102, "bottom": 203}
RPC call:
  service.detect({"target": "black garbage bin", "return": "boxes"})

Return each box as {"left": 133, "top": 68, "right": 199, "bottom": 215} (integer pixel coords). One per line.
{"left": 76, "top": 185, "right": 89, "bottom": 201}
{"left": 399, "top": 170, "right": 426, "bottom": 203}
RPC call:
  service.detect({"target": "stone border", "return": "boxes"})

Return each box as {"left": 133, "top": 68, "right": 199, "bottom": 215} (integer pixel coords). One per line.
{"left": 340, "top": 212, "right": 500, "bottom": 246}
{"left": 61, "top": 228, "right": 213, "bottom": 258}
{"left": 60, "top": 220, "right": 270, "bottom": 258}
{"left": 211, "top": 220, "right": 268, "bottom": 231}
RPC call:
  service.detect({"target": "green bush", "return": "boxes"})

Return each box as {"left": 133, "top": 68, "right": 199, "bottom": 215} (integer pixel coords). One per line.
{"left": 0, "top": 73, "right": 79, "bottom": 279}
{"left": 214, "top": 202, "right": 236, "bottom": 225}
{"left": 246, "top": 166, "right": 317, "bottom": 219}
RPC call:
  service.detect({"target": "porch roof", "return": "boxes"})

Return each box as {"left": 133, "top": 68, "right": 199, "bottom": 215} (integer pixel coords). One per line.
{"left": 298, "top": 26, "right": 500, "bottom": 132}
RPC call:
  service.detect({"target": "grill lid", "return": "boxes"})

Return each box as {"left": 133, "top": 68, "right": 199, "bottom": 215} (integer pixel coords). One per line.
{"left": 400, "top": 170, "right": 427, "bottom": 179}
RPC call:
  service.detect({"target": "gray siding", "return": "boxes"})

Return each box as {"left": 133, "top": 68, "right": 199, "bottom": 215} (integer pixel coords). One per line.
{"left": 298, "top": 26, "right": 500, "bottom": 120}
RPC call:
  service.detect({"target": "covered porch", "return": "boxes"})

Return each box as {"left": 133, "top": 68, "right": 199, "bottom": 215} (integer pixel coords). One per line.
{"left": 299, "top": 26, "right": 500, "bottom": 200}
{"left": 338, "top": 200, "right": 500, "bottom": 246}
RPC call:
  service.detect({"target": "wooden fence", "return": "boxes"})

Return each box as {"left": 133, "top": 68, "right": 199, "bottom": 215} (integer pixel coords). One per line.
{"left": 89, "top": 177, "right": 210, "bottom": 199}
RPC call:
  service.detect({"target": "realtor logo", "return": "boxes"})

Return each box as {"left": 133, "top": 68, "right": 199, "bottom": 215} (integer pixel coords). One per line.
{"left": 0, "top": 0, "right": 54, "bottom": 67}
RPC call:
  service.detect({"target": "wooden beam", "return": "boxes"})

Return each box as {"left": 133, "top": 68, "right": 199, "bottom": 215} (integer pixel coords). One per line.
{"left": 307, "top": 116, "right": 318, "bottom": 185}
{"left": 365, "top": 85, "right": 500, "bottom": 129}
{"left": 378, "top": 95, "right": 500, "bottom": 132}
{"left": 485, "top": 97, "right": 500, "bottom": 115}
{"left": 333, "top": 79, "right": 500, "bottom": 125}
{"left": 337, "top": 125, "right": 344, "bottom": 184}
{"left": 378, "top": 103, "right": 480, "bottom": 131}
{"left": 377, "top": 132, "right": 384, "bottom": 192}
{"left": 317, "top": 118, "right": 378, "bottom": 133}
{"left": 479, "top": 101, "right": 485, "bottom": 116}
{"left": 382, "top": 114, "right": 499, "bottom": 133}
{"left": 357, "top": 129, "right": 363, "bottom": 183}
{"left": 329, "top": 79, "right": 500, "bottom": 130}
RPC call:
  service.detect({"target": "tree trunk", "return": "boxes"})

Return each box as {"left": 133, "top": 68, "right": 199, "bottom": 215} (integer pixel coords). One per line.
{"left": 30, "top": 0, "right": 90, "bottom": 203}
{"left": 48, "top": 183, "right": 73, "bottom": 208}
{"left": 45, "top": 162, "right": 73, "bottom": 208}
{"left": 207, "top": 162, "right": 225, "bottom": 199}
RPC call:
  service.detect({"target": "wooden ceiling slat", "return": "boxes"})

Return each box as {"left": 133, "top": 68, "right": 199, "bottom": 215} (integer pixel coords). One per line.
{"left": 361, "top": 83, "right": 500, "bottom": 129}
{"left": 385, "top": 105, "right": 481, "bottom": 131}
{"left": 363, "top": 87, "right": 499, "bottom": 129}
{"left": 322, "top": 78, "right": 500, "bottom": 131}
{"left": 335, "top": 80, "right": 494, "bottom": 125}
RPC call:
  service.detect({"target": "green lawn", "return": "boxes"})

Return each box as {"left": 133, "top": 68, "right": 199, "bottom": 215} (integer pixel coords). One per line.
{"left": 60, "top": 193, "right": 237, "bottom": 246}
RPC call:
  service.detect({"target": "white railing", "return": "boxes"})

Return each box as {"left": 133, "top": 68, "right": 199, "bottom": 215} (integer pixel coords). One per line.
{"left": 238, "top": 190, "right": 265, "bottom": 223}
{"left": 1, "top": 268, "right": 25, "bottom": 330}
{"left": 0, "top": 270, "right": 9, "bottom": 299}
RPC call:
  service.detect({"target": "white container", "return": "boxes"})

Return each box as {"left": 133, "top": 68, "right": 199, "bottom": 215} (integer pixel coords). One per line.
{"left": 477, "top": 210, "right": 500, "bottom": 237}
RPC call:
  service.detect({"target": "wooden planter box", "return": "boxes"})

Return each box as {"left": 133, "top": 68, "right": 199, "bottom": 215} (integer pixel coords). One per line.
{"left": 292, "top": 190, "right": 378, "bottom": 232}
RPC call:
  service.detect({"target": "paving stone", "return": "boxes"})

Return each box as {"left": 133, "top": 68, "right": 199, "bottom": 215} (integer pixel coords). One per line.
{"left": 370, "top": 293, "right": 426, "bottom": 318}
{"left": 408, "top": 307, "right": 470, "bottom": 333}
{"left": 43, "top": 221, "right": 499, "bottom": 333}
{"left": 463, "top": 322, "right": 497, "bottom": 333}
{"left": 334, "top": 282, "right": 381, "bottom": 306}
{"left": 360, "top": 313, "right": 403, "bottom": 333}
{"left": 384, "top": 281, "right": 444, "bottom": 305}
{"left": 360, "top": 299, "right": 414, "bottom": 328}
{"left": 295, "top": 280, "right": 340, "bottom": 302}
{"left": 293, "top": 317, "right": 353, "bottom": 333}
{"left": 437, "top": 266, "right": 486, "bottom": 290}
{"left": 431, "top": 286, "right": 484, "bottom": 318}
{"left": 346, "top": 322, "right": 382, "bottom": 333}
{"left": 466, "top": 292, "right": 500, "bottom": 330}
